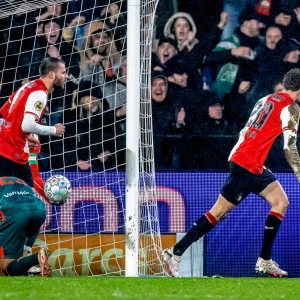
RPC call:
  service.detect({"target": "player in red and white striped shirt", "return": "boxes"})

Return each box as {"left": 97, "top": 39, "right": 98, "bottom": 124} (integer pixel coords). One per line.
{"left": 0, "top": 57, "right": 66, "bottom": 186}
{"left": 163, "top": 68, "right": 300, "bottom": 278}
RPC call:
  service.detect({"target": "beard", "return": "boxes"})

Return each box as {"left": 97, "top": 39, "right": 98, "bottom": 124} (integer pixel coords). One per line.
{"left": 53, "top": 77, "right": 65, "bottom": 89}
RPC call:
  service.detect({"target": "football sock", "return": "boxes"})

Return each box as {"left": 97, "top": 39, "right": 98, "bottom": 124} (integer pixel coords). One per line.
{"left": 260, "top": 211, "right": 283, "bottom": 260}
{"left": 5, "top": 253, "right": 39, "bottom": 276}
{"left": 29, "top": 160, "right": 49, "bottom": 203}
{"left": 173, "top": 212, "right": 217, "bottom": 256}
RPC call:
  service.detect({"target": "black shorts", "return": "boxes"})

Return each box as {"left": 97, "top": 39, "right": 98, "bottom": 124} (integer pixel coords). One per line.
{"left": 220, "top": 161, "right": 277, "bottom": 206}
{"left": 0, "top": 155, "right": 34, "bottom": 187}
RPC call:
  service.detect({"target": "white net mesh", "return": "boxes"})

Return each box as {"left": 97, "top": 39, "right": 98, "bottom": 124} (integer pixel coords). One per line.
{"left": 0, "top": 0, "right": 166, "bottom": 276}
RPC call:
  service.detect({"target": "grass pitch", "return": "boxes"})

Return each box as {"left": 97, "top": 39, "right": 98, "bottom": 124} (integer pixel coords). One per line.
{"left": 0, "top": 277, "right": 299, "bottom": 300}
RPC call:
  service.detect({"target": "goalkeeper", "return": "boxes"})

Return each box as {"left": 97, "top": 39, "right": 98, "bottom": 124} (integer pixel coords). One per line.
{"left": 0, "top": 176, "right": 52, "bottom": 277}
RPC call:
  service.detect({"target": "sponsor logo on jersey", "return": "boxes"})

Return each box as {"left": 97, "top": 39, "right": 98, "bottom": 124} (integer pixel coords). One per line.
{"left": 34, "top": 101, "right": 43, "bottom": 111}
{"left": 4, "top": 191, "right": 31, "bottom": 198}
{"left": 235, "top": 193, "right": 243, "bottom": 202}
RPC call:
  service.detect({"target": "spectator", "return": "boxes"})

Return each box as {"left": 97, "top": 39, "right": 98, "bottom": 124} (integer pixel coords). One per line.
{"left": 179, "top": 0, "right": 223, "bottom": 39}
{"left": 152, "top": 37, "right": 179, "bottom": 71}
{"left": 152, "top": 0, "right": 177, "bottom": 51}
{"left": 18, "top": 17, "right": 80, "bottom": 125}
{"left": 62, "top": 15, "right": 86, "bottom": 49}
{"left": 272, "top": 4, "right": 300, "bottom": 40}
{"left": 274, "top": 38, "right": 300, "bottom": 79}
{"left": 102, "top": 56, "right": 127, "bottom": 162}
{"left": 0, "top": 10, "right": 40, "bottom": 105}
{"left": 35, "top": 4, "right": 64, "bottom": 23}
{"left": 103, "top": 55, "right": 127, "bottom": 110}
{"left": 163, "top": 12, "right": 198, "bottom": 52}
{"left": 192, "top": 91, "right": 236, "bottom": 135}
{"left": 176, "top": 91, "right": 237, "bottom": 170}
{"left": 162, "top": 12, "right": 229, "bottom": 91}
{"left": 63, "top": 81, "right": 116, "bottom": 171}
{"left": 151, "top": 72, "right": 178, "bottom": 169}
{"left": 152, "top": 36, "right": 202, "bottom": 90}
{"left": 78, "top": 21, "right": 120, "bottom": 85}
{"left": 245, "top": 25, "right": 285, "bottom": 111}
{"left": 207, "top": 4, "right": 268, "bottom": 128}
{"left": 99, "top": 0, "right": 127, "bottom": 51}
{"left": 221, "top": 0, "right": 258, "bottom": 39}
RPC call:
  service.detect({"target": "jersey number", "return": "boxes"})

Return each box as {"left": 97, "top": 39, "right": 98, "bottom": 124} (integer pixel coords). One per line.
{"left": 252, "top": 102, "right": 274, "bottom": 130}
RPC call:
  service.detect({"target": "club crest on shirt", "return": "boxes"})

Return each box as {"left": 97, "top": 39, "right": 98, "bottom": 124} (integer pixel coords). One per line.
{"left": 34, "top": 101, "right": 43, "bottom": 111}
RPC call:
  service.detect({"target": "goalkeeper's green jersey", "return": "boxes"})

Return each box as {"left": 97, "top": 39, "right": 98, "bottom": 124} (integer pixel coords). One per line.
{"left": 0, "top": 176, "right": 45, "bottom": 212}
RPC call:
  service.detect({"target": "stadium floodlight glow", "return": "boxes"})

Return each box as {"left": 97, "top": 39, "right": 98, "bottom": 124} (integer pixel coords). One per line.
{"left": 0, "top": 0, "right": 166, "bottom": 277}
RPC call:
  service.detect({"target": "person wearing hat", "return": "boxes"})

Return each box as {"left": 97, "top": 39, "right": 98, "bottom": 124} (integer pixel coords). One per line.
{"left": 153, "top": 12, "right": 229, "bottom": 94}
{"left": 163, "top": 12, "right": 198, "bottom": 53}
{"left": 151, "top": 72, "right": 179, "bottom": 169}
{"left": 171, "top": 90, "right": 236, "bottom": 169}
{"left": 153, "top": 37, "right": 179, "bottom": 70}
{"left": 79, "top": 21, "right": 120, "bottom": 86}
{"left": 63, "top": 81, "right": 116, "bottom": 171}
{"left": 152, "top": 36, "right": 203, "bottom": 91}
{"left": 182, "top": 90, "right": 236, "bottom": 136}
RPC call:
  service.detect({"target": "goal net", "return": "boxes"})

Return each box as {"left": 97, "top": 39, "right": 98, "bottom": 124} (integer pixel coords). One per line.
{"left": 0, "top": 0, "right": 166, "bottom": 276}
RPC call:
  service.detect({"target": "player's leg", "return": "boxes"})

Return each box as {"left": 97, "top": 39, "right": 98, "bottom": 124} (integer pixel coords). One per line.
{"left": 162, "top": 161, "right": 252, "bottom": 277}
{"left": 15, "top": 162, "right": 34, "bottom": 187}
{"left": 0, "top": 210, "right": 36, "bottom": 276}
{"left": 0, "top": 209, "right": 50, "bottom": 276}
{"left": 162, "top": 195, "right": 236, "bottom": 277}
{"left": 26, "top": 209, "right": 52, "bottom": 277}
{"left": 254, "top": 173, "right": 288, "bottom": 277}
{"left": 29, "top": 154, "right": 49, "bottom": 202}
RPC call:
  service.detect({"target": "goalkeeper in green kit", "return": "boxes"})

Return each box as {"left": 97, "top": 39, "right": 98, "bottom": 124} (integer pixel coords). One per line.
{"left": 0, "top": 176, "right": 52, "bottom": 276}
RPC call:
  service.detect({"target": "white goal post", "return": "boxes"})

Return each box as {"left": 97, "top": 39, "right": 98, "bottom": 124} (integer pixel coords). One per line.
{"left": 125, "top": 0, "right": 140, "bottom": 276}
{"left": 0, "top": 0, "right": 166, "bottom": 277}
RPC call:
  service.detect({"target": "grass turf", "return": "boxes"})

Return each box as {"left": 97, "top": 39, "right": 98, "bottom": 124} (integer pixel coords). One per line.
{"left": 0, "top": 277, "right": 299, "bottom": 300}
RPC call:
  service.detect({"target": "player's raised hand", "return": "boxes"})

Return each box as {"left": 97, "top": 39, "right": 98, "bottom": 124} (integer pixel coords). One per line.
{"left": 54, "top": 123, "right": 65, "bottom": 137}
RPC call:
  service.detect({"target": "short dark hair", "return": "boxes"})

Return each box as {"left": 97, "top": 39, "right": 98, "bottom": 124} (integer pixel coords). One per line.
{"left": 39, "top": 57, "right": 65, "bottom": 77}
{"left": 283, "top": 68, "right": 300, "bottom": 91}
{"left": 158, "top": 36, "right": 178, "bottom": 51}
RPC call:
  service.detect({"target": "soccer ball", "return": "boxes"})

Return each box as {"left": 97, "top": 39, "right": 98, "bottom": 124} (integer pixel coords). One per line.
{"left": 44, "top": 175, "right": 71, "bottom": 205}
